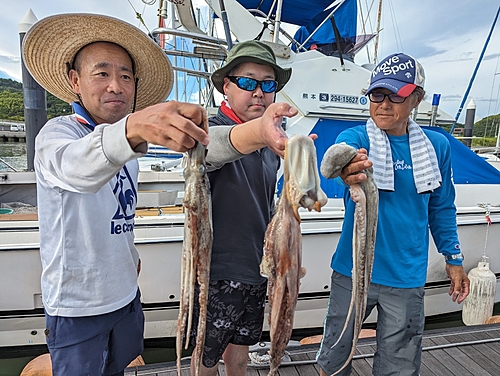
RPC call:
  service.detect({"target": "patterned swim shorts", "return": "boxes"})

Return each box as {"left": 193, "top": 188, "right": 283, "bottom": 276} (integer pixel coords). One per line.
{"left": 189, "top": 279, "right": 267, "bottom": 368}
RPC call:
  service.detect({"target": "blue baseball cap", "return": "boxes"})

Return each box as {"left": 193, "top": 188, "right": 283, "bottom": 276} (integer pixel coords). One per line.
{"left": 366, "top": 53, "right": 425, "bottom": 97}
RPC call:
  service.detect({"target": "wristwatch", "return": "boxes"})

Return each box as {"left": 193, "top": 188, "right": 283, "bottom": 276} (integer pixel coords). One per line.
{"left": 444, "top": 253, "right": 464, "bottom": 262}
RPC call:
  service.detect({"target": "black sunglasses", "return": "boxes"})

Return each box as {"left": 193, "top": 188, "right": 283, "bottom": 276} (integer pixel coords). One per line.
{"left": 228, "top": 76, "right": 278, "bottom": 93}
{"left": 368, "top": 92, "right": 407, "bottom": 104}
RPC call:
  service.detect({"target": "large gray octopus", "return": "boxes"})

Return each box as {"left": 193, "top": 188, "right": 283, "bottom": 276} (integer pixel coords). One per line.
{"left": 320, "top": 143, "right": 378, "bottom": 376}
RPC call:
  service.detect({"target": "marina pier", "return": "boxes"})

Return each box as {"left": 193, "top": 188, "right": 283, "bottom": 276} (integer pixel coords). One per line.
{"left": 0, "top": 130, "right": 26, "bottom": 142}
{"left": 123, "top": 323, "right": 500, "bottom": 376}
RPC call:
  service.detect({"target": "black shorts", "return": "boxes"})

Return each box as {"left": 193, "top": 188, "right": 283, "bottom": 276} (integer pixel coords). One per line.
{"left": 189, "top": 279, "right": 267, "bottom": 368}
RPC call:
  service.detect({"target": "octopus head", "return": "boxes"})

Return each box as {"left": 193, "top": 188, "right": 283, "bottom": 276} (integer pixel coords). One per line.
{"left": 283, "top": 135, "right": 328, "bottom": 213}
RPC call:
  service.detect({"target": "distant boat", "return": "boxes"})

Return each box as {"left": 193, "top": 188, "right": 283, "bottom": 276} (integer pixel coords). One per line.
{"left": 140, "top": 145, "right": 185, "bottom": 173}
{"left": 144, "top": 145, "right": 184, "bottom": 159}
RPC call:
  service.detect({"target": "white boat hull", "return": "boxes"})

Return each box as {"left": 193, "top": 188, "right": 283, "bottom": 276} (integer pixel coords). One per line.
{"left": 3, "top": 0, "right": 499, "bottom": 354}
{"left": 1, "top": 184, "right": 499, "bottom": 349}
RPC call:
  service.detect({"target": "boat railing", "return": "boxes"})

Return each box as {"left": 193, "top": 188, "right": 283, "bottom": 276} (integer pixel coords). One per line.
{"left": 0, "top": 157, "right": 19, "bottom": 172}
{"left": 151, "top": 27, "right": 228, "bottom": 47}
{"left": 171, "top": 65, "right": 212, "bottom": 79}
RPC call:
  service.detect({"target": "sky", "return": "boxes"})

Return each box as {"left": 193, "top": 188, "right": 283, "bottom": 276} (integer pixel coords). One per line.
{"left": 1, "top": 0, "right": 500, "bottom": 123}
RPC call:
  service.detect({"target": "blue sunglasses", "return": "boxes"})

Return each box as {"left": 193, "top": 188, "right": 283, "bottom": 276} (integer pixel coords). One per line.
{"left": 228, "top": 76, "right": 278, "bottom": 93}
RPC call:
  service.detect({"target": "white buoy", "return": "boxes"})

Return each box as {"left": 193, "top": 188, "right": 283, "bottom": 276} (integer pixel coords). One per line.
{"left": 462, "top": 256, "right": 496, "bottom": 326}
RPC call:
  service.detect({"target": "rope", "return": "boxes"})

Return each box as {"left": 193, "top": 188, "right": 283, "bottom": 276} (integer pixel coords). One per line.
{"left": 478, "top": 203, "right": 492, "bottom": 257}
{"left": 0, "top": 157, "right": 19, "bottom": 172}
{"left": 126, "top": 0, "right": 152, "bottom": 33}
{"left": 254, "top": 21, "right": 269, "bottom": 41}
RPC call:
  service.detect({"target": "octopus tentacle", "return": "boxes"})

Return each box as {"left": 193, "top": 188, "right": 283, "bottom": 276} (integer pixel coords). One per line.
{"left": 176, "top": 121, "right": 213, "bottom": 376}
{"left": 261, "top": 135, "right": 327, "bottom": 376}
{"left": 328, "top": 182, "right": 366, "bottom": 351}
{"left": 320, "top": 143, "right": 378, "bottom": 376}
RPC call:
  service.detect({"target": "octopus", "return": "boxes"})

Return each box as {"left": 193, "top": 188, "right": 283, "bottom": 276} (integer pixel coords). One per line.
{"left": 176, "top": 123, "right": 213, "bottom": 376}
{"left": 320, "top": 143, "right": 378, "bottom": 376}
{"left": 260, "top": 134, "right": 328, "bottom": 376}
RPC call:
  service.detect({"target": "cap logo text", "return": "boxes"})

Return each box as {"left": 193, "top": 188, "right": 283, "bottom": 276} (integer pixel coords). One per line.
{"left": 372, "top": 55, "right": 415, "bottom": 78}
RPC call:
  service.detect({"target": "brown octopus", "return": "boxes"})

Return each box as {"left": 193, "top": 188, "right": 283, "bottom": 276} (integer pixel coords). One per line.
{"left": 176, "top": 120, "right": 213, "bottom": 376}
{"left": 260, "top": 134, "right": 327, "bottom": 376}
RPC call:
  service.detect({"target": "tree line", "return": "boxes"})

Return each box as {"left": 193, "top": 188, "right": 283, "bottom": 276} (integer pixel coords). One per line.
{"left": 0, "top": 78, "right": 73, "bottom": 121}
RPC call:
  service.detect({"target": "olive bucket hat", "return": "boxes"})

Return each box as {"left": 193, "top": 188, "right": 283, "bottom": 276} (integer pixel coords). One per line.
{"left": 211, "top": 40, "right": 292, "bottom": 94}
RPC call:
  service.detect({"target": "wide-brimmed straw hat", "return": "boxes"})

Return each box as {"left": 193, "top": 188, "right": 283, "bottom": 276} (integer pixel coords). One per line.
{"left": 211, "top": 40, "right": 292, "bottom": 94}
{"left": 22, "top": 13, "right": 173, "bottom": 111}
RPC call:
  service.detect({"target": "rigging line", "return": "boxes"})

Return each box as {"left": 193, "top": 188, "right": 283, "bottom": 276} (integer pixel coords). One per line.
{"left": 297, "top": 0, "right": 345, "bottom": 51}
{"left": 357, "top": 0, "right": 367, "bottom": 34}
{"left": 126, "top": 0, "right": 152, "bottom": 34}
{"left": 373, "top": 0, "right": 382, "bottom": 64}
{"left": 486, "top": 49, "right": 500, "bottom": 117}
{"left": 256, "top": 0, "right": 265, "bottom": 11}
{"left": 186, "top": 75, "right": 204, "bottom": 103}
{"left": 360, "top": 0, "right": 376, "bottom": 31}
{"left": 196, "top": 6, "right": 209, "bottom": 32}
{"left": 367, "top": 0, "right": 377, "bottom": 28}
{"left": 358, "top": 0, "right": 376, "bottom": 63}
{"left": 189, "top": 0, "right": 198, "bottom": 28}
{"left": 387, "top": 0, "right": 402, "bottom": 52}
{"left": 450, "top": 6, "right": 500, "bottom": 134}
{"left": 496, "top": 77, "right": 500, "bottom": 115}
{"left": 357, "top": 0, "right": 368, "bottom": 62}
{"left": 484, "top": 72, "right": 498, "bottom": 136}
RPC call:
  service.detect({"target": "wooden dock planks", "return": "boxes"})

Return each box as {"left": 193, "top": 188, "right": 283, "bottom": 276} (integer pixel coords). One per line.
{"left": 125, "top": 323, "right": 500, "bottom": 376}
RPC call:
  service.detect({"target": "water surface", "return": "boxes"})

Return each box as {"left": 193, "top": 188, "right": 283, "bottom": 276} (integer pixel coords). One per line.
{"left": 0, "top": 142, "right": 28, "bottom": 172}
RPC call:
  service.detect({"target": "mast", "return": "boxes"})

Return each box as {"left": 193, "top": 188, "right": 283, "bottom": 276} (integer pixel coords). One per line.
{"left": 218, "top": 0, "right": 233, "bottom": 49}
{"left": 273, "top": 0, "right": 284, "bottom": 44}
{"left": 19, "top": 9, "right": 47, "bottom": 171}
{"left": 373, "top": 0, "right": 383, "bottom": 64}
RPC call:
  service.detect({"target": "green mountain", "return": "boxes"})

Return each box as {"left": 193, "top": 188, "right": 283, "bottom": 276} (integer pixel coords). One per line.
{"left": 0, "top": 78, "right": 73, "bottom": 121}
{"left": 473, "top": 114, "right": 500, "bottom": 138}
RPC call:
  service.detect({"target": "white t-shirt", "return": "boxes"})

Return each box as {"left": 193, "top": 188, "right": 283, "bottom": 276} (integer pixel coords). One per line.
{"left": 35, "top": 114, "right": 146, "bottom": 317}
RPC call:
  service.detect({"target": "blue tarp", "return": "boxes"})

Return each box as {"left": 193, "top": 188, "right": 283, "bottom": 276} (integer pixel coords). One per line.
{"left": 428, "top": 126, "right": 500, "bottom": 185}
{"left": 292, "top": 1, "right": 357, "bottom": 51}
{"left": 236, "top": 0, "right": 346, "bottom": 27}
{"left": 278, "top": 119, "right": 500, "bottom": 198}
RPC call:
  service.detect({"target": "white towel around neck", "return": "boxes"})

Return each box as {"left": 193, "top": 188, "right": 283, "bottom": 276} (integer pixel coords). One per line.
{"left": 366, "top": 118, "right": 442, "bottom": 193}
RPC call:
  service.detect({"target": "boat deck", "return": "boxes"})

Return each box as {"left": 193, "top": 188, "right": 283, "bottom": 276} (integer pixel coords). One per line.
{"left": 125, "top": 323, "right": 500, "bottom": 375}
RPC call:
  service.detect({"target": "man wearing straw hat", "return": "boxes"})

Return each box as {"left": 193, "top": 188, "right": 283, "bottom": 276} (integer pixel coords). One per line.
{"left": 21, "top": 13, "right": 211, "bottom": 376}
{"left": 189, "top": 40, "right": 297, "bottom": 376}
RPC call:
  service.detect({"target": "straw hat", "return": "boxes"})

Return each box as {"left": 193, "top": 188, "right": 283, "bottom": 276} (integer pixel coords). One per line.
{"left": 211, "top": 40, "right": 291, "bottom": 94}
{"left": 22, "top": 13, "right": 173, "bottom": 112}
